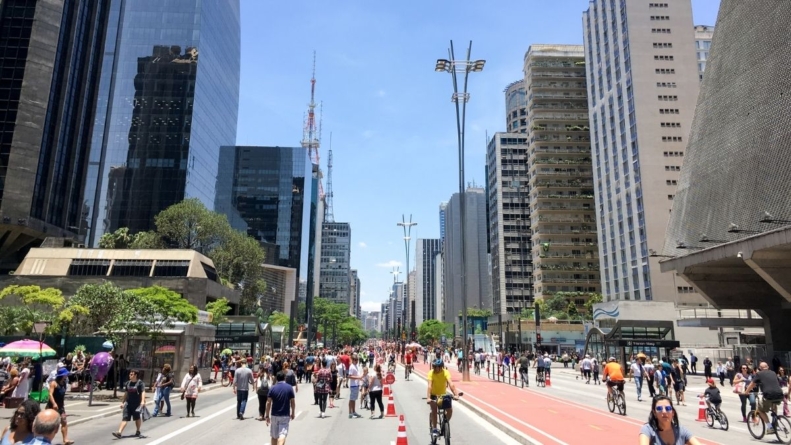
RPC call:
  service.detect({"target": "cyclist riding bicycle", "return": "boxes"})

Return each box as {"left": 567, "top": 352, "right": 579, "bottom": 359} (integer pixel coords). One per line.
{"left": 743, "top": 361, "right": 785, "bottom": 434}
{"left": 602, "top": 356, "right": 625, "bottom": 399}
{"left": 518, "top": 353, "right": 530, "bottom": 386}
{"left": 405, "top": 351, "right": 413, "bottom": 373}
{"left": 542, "top": 354, "right": 552, "bottom": 378}
{"left": 426, "top": 359, "right": 460, "bottom": 438}
{"left": 702, "top": 378, "right": 722, "bottom": 411}
{"left": 536, "top": 353, "right": 545, "bottom": 379}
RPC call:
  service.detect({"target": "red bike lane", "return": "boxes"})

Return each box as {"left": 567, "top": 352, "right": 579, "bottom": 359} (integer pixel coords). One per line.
{"left": 409, "top": 360, "right": 724, "bottom": 445}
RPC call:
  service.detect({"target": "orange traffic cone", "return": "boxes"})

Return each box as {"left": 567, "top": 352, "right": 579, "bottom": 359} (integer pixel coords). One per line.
{"left": 396, "top": 415, "right": 408, "bottom": 445}
{"left": 386, "top": 393, "right": 397, "bottom": 417}
{"left": 696, "top": 396, "right": 707, "bottom": 422}
{"left": 384, "top": 384, "right": 391, "bottom": 397}
{"left": 546, "top": 374, "right": 552, "bottom": 387}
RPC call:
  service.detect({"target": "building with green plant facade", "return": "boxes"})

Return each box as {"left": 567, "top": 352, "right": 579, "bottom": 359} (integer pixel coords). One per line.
{"left": 525, "top": 45, "right": 601, "bottom": 310}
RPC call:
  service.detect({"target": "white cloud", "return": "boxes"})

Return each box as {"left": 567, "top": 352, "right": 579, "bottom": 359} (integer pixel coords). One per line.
{"left": 361, "top": 301, "right": 384, "bottom": 312}
{"left": 376, "top": 260, "right": 402, "bottom": 268}
{"left": 358, "top": 242, "right": 367, "bottom": 248}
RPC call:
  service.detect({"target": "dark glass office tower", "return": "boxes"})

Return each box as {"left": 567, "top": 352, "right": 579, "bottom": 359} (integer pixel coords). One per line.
{"left": 215, "top": 146, "right": 314, "bottom": 272}
{"left": 85, "top": 0, "right": 240, "bottom": 245}
{"left": 0, "top": 1, "right": 110, "bottom": 270}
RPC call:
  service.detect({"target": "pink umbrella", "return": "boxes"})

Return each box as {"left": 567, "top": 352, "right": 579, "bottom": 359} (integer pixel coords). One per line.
{"left": 0, "top": 339, "right": 56, "bottom": 359}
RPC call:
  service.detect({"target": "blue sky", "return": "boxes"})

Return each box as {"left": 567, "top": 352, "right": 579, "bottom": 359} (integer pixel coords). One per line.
{"left": 236, "top": 0, "right": 721, "bottom": 314}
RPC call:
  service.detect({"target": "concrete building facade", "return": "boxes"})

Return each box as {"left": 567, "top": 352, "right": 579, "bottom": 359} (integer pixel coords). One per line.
{"left": 416, "top": 238, "right": 441, "bottom": 325}
{"left": 487, "top": 134, "right": 533, "bottom": 316}
{"left": 319, "top": 222, "right": 351, "bottom": 305}
{"left": 444, "top": 188, "right": 492, "bottom": 326}
{"left": 524, "top": 45, "right": 601, "bottom": 307}
{"left": 7, "top": 247, "right": 240, "bottom": 311}
{"left": 583, "top": 0, "right": 701, "bottom": 304}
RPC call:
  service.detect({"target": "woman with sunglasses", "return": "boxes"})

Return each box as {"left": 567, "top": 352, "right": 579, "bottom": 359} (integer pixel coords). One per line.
{"left": 0, "top": 399, "right": 39, "bottom": 444}
{"left": 639, "top": 396, "right": 701, "bottom": 445}
{"left": 733, "top": 364, "right": 755, "bottom": 422}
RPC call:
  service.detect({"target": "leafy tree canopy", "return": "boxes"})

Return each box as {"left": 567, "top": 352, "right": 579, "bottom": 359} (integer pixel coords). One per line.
{"left": 0, "top": 285, "right": 84, "bottom": 335}
{"left": 268, "top": 311, "right": 290, "bottom": 327}
{"left": 205, "top": 298, "right": 232, "bottom": 326}
{"left": 417, "top": 319, "right": 451, "bottom": 345}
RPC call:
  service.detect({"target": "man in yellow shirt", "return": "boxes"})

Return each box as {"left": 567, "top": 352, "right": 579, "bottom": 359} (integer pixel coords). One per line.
{"left": 426, "top": 359, "right": 460, "bottom": 438}
{"left": 602, "top": 356, "right": 625, "bottom": 399}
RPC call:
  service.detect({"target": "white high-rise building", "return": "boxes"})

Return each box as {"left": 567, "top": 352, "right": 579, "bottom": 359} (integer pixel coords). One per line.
{"left": 583, "top": 0, "right": 701, "bottom": 303}
{"left": 694, "top": 25, "right": 714, "bottom": 81}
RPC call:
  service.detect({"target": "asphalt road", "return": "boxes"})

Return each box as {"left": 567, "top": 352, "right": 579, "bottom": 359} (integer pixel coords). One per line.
{"left": 63, "top": 373, "right": 520, "bottom": 445}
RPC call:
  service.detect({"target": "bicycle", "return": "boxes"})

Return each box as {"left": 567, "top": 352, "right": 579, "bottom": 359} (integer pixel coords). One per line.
{"left": 429, "top": 392, "right": 463, "bottom": 445}
{"left": 457, "top": 359, "right": 463, "bottom": 373}
{"left": 519, "top": 368, "right": 529, "bottom": 388}
{"left": 220, "top": 369, "right": 233, "bottom": 387}
{"left": 535, "top": 369, "right": 545, "bottom": 387}
{"left": 747, "top": 397, "right": 791, "bottom": 443}
{"left": 702, "top": 397, "right": 728, "bottom": 431}
{"left": 473, "top": 361, "right": 481, "bottom": 375}
{"left": 405, "top": 363, "right": 412, "bottom": 381}
{"left": 606, "top": 381, "right": 627, "bottom": 416}
{"left": 388, "top": 362, "right": 396, "bottom": 374}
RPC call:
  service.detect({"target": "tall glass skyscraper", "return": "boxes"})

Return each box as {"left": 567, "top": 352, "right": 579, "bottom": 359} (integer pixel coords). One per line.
{"left": 85, "top": 0, "right": 240, "bottom": 245}
{"left": 215, "top": 146, "right": 314, "bottom": 273}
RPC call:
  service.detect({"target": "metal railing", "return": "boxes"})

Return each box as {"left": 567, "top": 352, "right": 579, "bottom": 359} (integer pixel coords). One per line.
{"left": 677, "top": 308, "right": 762, "bottom": 320}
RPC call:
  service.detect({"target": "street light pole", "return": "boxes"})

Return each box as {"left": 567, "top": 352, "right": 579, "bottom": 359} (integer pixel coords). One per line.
{"left": 397, "top": 215, "right": 417, "bottom": 349}
{"left": 435, "top": 41, "right": 484, "bottom": 383}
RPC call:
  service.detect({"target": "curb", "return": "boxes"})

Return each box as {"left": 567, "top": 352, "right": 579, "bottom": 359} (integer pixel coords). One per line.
{"left": 406, "top": 366, "right": 539, "bottom": 445}
{"left": 69, "top": 383, "right": 226, "bottom": 427}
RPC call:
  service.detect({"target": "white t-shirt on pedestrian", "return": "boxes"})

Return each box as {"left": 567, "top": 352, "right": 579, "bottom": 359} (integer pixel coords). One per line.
{"left": 630, "top": 362, "right": 642, "bottom": 378}
{"left": 348, "top": 364, "right": 360, "bottom": 388}
{"left": 581, "top": 358, "right": 592, "bottom": 370}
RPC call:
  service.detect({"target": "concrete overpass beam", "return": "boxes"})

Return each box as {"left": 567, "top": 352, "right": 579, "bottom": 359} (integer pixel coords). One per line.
{"left": 743, "top": 254, "right": 791, "bottom": 303}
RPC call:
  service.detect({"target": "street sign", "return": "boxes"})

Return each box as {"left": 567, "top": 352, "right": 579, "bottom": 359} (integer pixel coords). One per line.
{"left": 385, "top": 373, "right": 395, "bottom": 385}
{"left": 441, "top": 335, "right": 446, "bottom": 345}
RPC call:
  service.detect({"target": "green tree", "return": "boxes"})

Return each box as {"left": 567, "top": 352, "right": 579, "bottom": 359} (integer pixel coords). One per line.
{"left": 0, "top": 285, "right": 80, "bottom": 335}
{"left": 129, "top": 230, "right": 165, "bottom": 249}
{"left": 98, "top": 228, "right": 134, "bottom": 249}
{"left": 63, "top": 283, "right": 132, "bottom": 336}
{"left": 154, "top": 198, "right": 230, "bottom": 250}
{"left": 0, "top": 307, "right": 29, "bottom": 335}
{"left": 544, "top": 294, "right": 569, "bottom": 316}
{"left": 464, "top": 308, "right": 493, "bottom": 318}
{"left": 417, "top": 319, "right": 451, "bottom": 345}
{"left": 268, "top": 311, "right": 291, "bottom": 327}
{"left": 128, "top": 286, "right": 198, "bottom": 331}
{"left": 583, "top": 293, "right": 604, "bottom": 315}
{"left": 205, "top": 298, "right": 232, "bottom": 326}
{"left": 567, "top": 301, "right": 579, "bottom": 318}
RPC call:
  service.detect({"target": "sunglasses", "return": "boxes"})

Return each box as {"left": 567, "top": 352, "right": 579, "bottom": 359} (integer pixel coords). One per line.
{"left": 655, "top": 406, "right": 674, "bottom": 413}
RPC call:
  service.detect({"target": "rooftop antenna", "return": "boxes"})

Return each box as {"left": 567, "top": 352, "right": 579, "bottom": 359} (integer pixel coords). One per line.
{"left": 301, "top": 51, "right": 324, "bottom": 197}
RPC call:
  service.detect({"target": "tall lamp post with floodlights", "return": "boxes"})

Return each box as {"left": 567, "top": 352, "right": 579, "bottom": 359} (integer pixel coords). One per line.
{"left": 397, "top": 215, "right": 417, "bottom": 352}
{"left": 435, "top": 41, "right": 484, "bottom": 383}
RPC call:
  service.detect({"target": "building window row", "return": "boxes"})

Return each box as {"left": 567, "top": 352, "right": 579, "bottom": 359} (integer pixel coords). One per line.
{"left": 662, "top": 136, "right": 683, "bottom": 142}
{"left": 666, "top": 180, "right": 678, "bottom": 186}
{"left": 658, "top": 95, "right": 678, "bottom": 101}
{"left": 655, "top": 68, "right": 675, "bottom": 74}
{"left": 650, "top": 16, "right": 670, "bottom": 20}
{"left": 660, "top": 122, "right": 681, "bottom": 128}
{"left": 653, "top": 42, "right": 673, "bottom": 48}
{"left": 657, "top": 82, "right": 677, "bottom": 88}
{"left": 651, "top": 28, "right": 672, "bottom": 33}
{"left": 654, "top": 55, "right": 674, "bottom": 61}
{"left": 677, "top": 286, "right": 695, "bottom": 293}
{"left": 659, "top": 108, "right": 679, "bottom": 114}
{"left": 649, "top": 3, "right": 669, "bottom": 7}
{"left": 665, "top": 165, "right": 681, "bottom": 171}
{"left": 663, "top": 151, "right": 684, "bottom": 156}
{"left": 667, "top": 195, "right": 675, "bottom": 200}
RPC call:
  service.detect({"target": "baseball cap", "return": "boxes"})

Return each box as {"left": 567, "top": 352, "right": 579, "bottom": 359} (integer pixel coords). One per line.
{"left": 706, "top": 378, "right": 715, "bottom": 384}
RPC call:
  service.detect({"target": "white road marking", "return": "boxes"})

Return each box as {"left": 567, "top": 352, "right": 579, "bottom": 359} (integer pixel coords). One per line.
{"left": 143, "top": 392, "right": 256, "bottom": 445}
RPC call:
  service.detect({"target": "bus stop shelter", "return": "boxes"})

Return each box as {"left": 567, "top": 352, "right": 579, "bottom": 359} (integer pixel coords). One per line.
{"left": 584, "top": 320, "right": 680, "bottom": 365}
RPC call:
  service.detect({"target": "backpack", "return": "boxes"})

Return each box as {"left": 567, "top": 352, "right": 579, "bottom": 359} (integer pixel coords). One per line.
{"left": 286, "top": 370, "right": 297, "bottom": 387}
{"left": 257, "top": 377, "right": 270, "bottom": 397}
